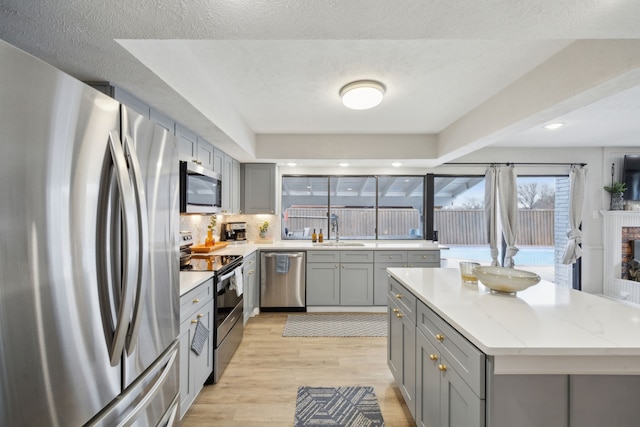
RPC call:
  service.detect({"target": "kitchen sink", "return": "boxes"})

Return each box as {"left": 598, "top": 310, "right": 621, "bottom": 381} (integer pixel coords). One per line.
{"left": 314, "top": 242, "right": 366, "bottom": 247}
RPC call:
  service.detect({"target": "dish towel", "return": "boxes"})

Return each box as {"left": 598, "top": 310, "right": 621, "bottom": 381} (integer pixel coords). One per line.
{"left": 191, "top": 319, "right": 209, "bottom": 355}
{"left": 230, "top": 266, "right": 244, "bottom": 297}
{"left": 275, "top": 254, "right": 290, "bottom": 274}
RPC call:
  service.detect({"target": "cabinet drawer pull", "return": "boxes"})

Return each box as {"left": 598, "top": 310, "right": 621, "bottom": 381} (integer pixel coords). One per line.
{"left": 335, "top": 264, "right": 339, "bottom": 268}
{"left": 392, "top": 308, "right": 399, "bottom": 313}
{"left": 429, "top": 354, "right": 438, "bottom": 361}
{"left": 438, "top": 364, "right": 447, "bottom": 372}
{"left": 191, "top": 319, "right": 198, "bottom": 324}
{"left": 396, "top": 312, "right": 403, "bottom": 318}
{"left": 193, "top": 298, "right": 200, "bottom": 304}
{"left": 395, "top": 294, "right": 402, "bottom": 299}
{"left": 435, "top": 333, "right": 445, "bottom": 342}
{"left": 197, "top": 313, "right": 204, "bottom": 318}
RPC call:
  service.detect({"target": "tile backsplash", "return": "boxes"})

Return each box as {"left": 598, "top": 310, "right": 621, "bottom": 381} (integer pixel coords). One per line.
{"left": 179, "top": 213, "right": 279, "bottom": 244}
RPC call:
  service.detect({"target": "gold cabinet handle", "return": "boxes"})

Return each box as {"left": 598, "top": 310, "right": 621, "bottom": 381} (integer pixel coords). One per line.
{"left": 403, "top": 264, "right": 407, "bottom": 267}
{"left": 435, "top": 333, "right": 445, "bottom": 342}
{"left": 193, "top": 298, "right": 200, "bottom": 304}
{"left": 422, "top": 255, "right": 427, "bottom": 259}
{"left": 438, "top": 364, "right": 447, "bottom": 372}
{"left": 429, "top": 354, "right": 438, "bottom": 361}
{"left": 191, "top": 319, "right": 198, "bottom": 324}
{"left": 389, "top": 255, "right": 393, "bottom": 259}
{"left": 197, "top": 313, "right": 204, "bottom": 318}
{"left": 396, "top": 312, "right": 403, "bottom": 318}
{"left": 392, "top": 308, "right": 399, "bottom": 313}
{"left": 395, "top": 294, "right": 402, "bottom": 299}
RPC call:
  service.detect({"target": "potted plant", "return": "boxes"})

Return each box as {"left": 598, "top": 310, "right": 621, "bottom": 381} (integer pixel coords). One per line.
{"left": 604, "top": 182, "right": 627, "bottom": 210}
{"left": 205, "top": 215, "right": 217, "bottom": 246}
{"left": 259, "top": 221, "right": 269, "bottom": 239}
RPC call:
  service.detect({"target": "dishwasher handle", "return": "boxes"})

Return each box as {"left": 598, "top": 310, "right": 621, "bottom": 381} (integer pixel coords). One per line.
{"left": 262, "top": 252, "right": 305, "bottom": 258}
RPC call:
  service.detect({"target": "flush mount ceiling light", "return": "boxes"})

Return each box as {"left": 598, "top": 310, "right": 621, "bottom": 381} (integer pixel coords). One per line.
{"left": 286, "top": 162, "right": 297, "bottom": 167}
{"left": 544, "top": 122, "right": 564, "bottom": 130}
{"left": 392, "top": 162, "right": 402, "bottom": 167}
{"left": 339, "top": 162, "right": 350, "bottom": 167}
{"left": 339, "top": 80, "right": 386, "bottom": 110}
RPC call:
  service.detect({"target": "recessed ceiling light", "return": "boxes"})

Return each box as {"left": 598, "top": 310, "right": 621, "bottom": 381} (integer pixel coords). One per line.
{"left": 392, "top": 162, "right": 402, "bottom": 167}
{"left": 339, "top": 80, "right": 386, "bottom": 110}
{"left": 544, "top": 122, "right": 564, "bottom": 130}
{"left": 286, "top": 162, "right": 297, "bottom": 167}
{"left": 339, "top": 162, "right": 349, "bottom": 167}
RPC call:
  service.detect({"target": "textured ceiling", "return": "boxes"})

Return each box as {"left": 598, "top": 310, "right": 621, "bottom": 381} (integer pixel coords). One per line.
{"left": 1, "top": 0, "right": 640, "bottom": 167}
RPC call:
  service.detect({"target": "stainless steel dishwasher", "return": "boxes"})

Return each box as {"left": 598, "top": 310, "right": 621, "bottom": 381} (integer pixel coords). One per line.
{"left": 260, "top": 252, "right": 306, "bottom": 311}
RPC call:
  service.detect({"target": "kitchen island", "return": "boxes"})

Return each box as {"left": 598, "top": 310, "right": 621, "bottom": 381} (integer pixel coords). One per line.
{"left": 387, "top": 267, "right": 640, "bottom": 427}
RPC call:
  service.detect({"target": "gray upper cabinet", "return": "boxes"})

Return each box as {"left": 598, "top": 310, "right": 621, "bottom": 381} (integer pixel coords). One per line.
{"left": 222, "top": 153, "right": 233, "bottom": 213}
{"left": 176, "top": 124, "right": 214, "bottom": 169}
{"left": 232, "top": 159, "right": 240, "bottom": 214}
{"left": 213, "top": 147, "right": 240, "bottom": 214}
{"left": 176, "top": 124, "right": 198, "bottom": 164}
{"left": 241, "top": 163, "right": 277, "bottom": 215}
{"left": 213, "top": 147, "right": 224, "bottom": 175}
{"left": 196, "top": 137, "right": 214, "bottom": 170}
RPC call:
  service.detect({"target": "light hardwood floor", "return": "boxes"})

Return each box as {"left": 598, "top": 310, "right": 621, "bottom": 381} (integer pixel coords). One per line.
{"left": 181, "top": 312, "right": 416, "bottom": 426}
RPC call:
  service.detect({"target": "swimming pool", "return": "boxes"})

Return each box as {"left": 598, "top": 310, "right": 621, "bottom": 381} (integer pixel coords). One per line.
{"left": 442, "top": 245, "right": 554, "bottom": 265}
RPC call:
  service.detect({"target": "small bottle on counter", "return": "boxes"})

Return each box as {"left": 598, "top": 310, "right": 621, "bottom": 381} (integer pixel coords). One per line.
{"left": 312, "top": 229, "right": 317, "bottom": 243}
{"left": 318, "top": 229, "right": 324, "bottom": 242}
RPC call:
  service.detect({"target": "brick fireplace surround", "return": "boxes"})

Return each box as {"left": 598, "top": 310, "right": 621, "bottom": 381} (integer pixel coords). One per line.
{"left": 602, "top": 211, "right": 640, "bottom": 303}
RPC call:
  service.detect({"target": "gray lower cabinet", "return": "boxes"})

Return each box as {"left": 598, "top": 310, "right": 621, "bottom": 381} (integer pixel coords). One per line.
{"left": 388, "top": 290, "right": 417, "bottom": 419}
{"left": 374, "top": 251, "right": 439, "bottom": 305}
{"left": 307, "top": 250, "right": 374, "bottom": 305}
{"left": 390, "top": 275, "right": 484, "bottom": 426}
{"left": 307, "top": 261, "right": 341, "bottom": 305}
{"left": 179, "top": 279, "right": 214, "bottom": 419}
{"left": 416, "top": 331, "right": 484, "bottom": 427}
{"left": 243, "top": 251, "right": 258, "bottom": 323}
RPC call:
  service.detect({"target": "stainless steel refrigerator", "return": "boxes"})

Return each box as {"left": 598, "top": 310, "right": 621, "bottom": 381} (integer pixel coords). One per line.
{"left": 0, "top": 40, "right": 180, "bottom": 426}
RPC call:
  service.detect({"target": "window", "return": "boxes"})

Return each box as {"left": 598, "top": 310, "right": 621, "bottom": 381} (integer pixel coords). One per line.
{"left": 282, "top": 175, "right": 424, "bottom": 240}
{"left": 430, "top": 174, "right": 574, "bottom": 288}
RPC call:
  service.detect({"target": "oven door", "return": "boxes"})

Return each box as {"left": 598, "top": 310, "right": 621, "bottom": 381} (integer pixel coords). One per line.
{"left": 179, "top": 161, "right": 222, "bottom": 214}
{"left": 215, "top": 267, "right": 244, "bottom": 346}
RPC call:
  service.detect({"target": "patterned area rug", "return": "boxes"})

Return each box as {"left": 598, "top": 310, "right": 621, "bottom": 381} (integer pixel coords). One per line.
{"left": 294, "top": 386, "right": 385, "bottom": 426}
{"left": 282, "top": 314, "right": 387, "bottom": 337}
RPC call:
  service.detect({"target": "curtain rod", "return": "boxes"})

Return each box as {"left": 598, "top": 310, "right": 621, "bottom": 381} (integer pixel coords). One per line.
{"left": 445, "top": 162, "right": 587, "bottom": 167}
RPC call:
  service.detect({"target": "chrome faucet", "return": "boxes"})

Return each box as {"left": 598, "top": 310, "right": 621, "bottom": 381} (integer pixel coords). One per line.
{"left": 330, "top": 213, "right": 339, "bottom": 242}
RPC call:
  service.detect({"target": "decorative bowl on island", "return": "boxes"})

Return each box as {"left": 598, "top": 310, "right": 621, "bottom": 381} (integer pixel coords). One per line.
{"left": 472, "top": 266, "right": 541, "bottom": 294}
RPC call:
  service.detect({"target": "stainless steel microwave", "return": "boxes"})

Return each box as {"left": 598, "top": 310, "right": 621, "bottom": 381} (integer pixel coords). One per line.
{"left": 179, "top": 161, "right": 222, "bottom": 213}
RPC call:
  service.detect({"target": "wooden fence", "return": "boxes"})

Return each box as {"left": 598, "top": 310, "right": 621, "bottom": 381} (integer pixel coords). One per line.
{"left": 283, "top": 207, "right": 555, "bottom": 245}
{"left": 434, "top": 209, "right": 554, "bottom": 245}
{"left": 284, "top": 207, "right": 419, "bottom": 238}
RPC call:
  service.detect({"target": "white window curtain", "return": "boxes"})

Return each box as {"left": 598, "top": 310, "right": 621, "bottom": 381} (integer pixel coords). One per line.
{"left": 484, "top": 165, "right": 519, "bottom": 267}
{"left": 498, "top": 166, "right": 519, "bottom": 268}
{"left": 484, "top": 167, "right": 499, "bottom": 266}
{"left": 562, "top": 165, "right": 586, "bottom": 264}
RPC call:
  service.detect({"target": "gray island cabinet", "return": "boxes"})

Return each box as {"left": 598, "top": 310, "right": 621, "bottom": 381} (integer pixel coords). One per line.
{"left": 387, "top": 268, "right": 640, "bottom": 427}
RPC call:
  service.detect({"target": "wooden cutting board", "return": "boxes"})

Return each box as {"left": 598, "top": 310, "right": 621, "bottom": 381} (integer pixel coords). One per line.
{"left": 191, "top": 242, "right": 229, "bottom": 253}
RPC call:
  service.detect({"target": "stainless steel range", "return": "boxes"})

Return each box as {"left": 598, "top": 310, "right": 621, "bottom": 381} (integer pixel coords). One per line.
{"left": 180, "top": 232, "right": 244, "bottom": 383}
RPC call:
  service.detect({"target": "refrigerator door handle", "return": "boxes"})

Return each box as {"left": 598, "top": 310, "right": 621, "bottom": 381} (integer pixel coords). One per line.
{"left": 122, "top": 135, "right": 150, "bottom": 353}
{"left": 99, "top": 131, "right": 139, "bottom": 366}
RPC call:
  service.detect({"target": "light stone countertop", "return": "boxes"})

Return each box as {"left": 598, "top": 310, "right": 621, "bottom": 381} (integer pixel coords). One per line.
{"left": 179, "top": 271, "right": 214, "bottom": 296}
{"left": 388, "top": 267, "right": 640, "bottom": 375}
{"left": 179, "top": 240, "right": 444, "bottom": 296}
